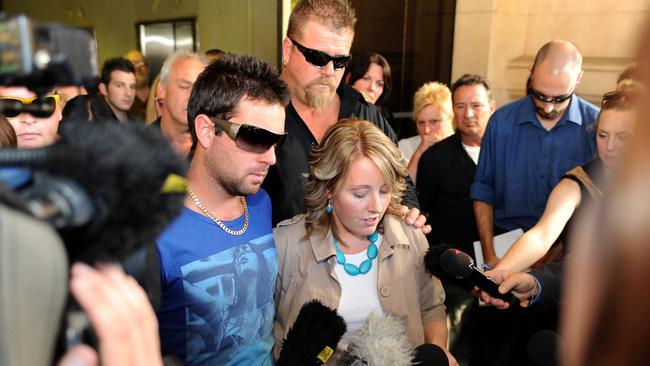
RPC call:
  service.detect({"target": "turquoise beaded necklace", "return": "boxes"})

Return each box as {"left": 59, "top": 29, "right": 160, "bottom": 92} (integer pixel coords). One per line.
{"left": 332, "top": 231, "right": 379, "bottom": 276}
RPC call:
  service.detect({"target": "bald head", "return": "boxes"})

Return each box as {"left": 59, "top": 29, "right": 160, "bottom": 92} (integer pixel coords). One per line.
{"left": 533, "top": 40, "right": 583, "bottom": 78}
{"left": 528, "top": 40, "right": 585, "bottom": 122}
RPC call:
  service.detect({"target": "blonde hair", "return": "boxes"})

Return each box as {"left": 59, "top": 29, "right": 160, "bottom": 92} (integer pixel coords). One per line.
{"left": 287, "top": 0, "right": 357, "bottom": 39}
{"left": 123, "top": 50, "right": 146, "bottom": 64}
{"left": 412, "top": 81, "right": 454, "bottom": 128}
{"left": 304, "top": 119, "right": 407, "bottom": 237}
{"left": 145, "top": 74, "right": 161, "bottom": 124}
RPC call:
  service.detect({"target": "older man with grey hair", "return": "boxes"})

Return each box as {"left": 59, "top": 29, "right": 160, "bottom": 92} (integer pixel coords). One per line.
{"left": 150, "top": 51, "right": 207, "bottom": 157}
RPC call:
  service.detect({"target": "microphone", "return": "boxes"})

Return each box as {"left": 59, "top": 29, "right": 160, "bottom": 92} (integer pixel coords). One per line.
{"left": 440, "top": 248, "right": 519, "bottom": 307}
{"left": 424, "top": 243, "right": 474, "bottom": 290}
{"left": 527, "top": 330, "right": 563, "bottom": 366}
{"left": 336, "top": 313, "right": 414, "bottom": 366}
{"left": 277, "top": 300, "right": 347, "bottom": 366}
{"left": 0, "top": 120, "right": 188, "bottom": 262}
{"left": 412, "top": 344, "right": 449, "bottom": 366}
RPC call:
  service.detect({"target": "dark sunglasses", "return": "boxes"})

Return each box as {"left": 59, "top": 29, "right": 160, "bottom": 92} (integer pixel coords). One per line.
{"left": 288, "top": 37, "right": 351, "bottom": 70}
{"left": 0, "top": 94, "right": 60, "bottom": 118}
{"left": 528, "top": 86, "right": 573, "bottom": 104}
{"left": 211, "top": 117, "right": 287, "bottom": 153}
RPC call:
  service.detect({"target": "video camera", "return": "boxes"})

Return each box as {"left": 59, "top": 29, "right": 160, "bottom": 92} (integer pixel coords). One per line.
{"left": 0, "top": 14, "right": 185, "bottom": 365}
{"left": 0, "top": 13, "right": 98, "bottom": 92}
{"left": 0, "top": 13, "right": 98, "bottom": 119}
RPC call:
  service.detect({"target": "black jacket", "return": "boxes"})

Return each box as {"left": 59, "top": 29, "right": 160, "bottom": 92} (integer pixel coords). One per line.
{"left": 264, "top": 84, "right": 419, "bottom": 225}
{"left": 417, "top": 132, "right": 479, "bottom": 255}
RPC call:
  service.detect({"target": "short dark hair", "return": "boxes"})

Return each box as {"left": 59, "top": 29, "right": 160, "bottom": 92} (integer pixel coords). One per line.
{"left": 62, "top": 94, "right": 119, "bottom": 123}
{"left": 187, "top": 53, "right": 290, "bottom": 151}
{"left": 100, "top": 57, "right": 135, "bottom": 85}
{"left": 450, "top": 74, "right": 493, "bottom": 102}
{"left": 205, "top": 48, "right": 225, "bottom": 57}
{"left": 344, "top": 52, "right": 392, "bottom": 106}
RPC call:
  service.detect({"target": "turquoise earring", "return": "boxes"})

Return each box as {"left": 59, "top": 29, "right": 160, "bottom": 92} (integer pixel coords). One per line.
{"left": 325, "top": 201, "right": 333, "bottom": 214}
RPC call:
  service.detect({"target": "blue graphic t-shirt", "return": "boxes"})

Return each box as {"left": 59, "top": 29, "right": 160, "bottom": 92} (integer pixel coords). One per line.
{"left": 156, "top": 189, "right": 277, "bottom": 366}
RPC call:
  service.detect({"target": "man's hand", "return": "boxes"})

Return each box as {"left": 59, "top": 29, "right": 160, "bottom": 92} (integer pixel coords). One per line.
{"left": 400, "top": 205, "right": 431, "bottom": 234}
{"left": 58, "top": 262, "right": 163, "bottom": 366}
{"left": 477, "top": 269, "right": 538, "bottom": 309}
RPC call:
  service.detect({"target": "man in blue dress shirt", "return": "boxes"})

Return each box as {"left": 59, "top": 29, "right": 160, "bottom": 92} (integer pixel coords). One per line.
{"left": 470, "top": 40, "right": 598, "bottom": 268}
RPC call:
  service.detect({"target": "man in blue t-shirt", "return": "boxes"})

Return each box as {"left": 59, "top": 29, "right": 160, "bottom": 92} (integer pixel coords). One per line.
{"left": 156, "top": 54, "right": 290, "bottom": 365}
{"left": 471, "top": 40, "right": 598, "bottom": 268}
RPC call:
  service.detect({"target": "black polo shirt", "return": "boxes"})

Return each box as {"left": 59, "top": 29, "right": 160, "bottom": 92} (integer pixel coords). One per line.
{"left": 264, "top": 83, "right": 420, "bottom": 224}
{"left": 417, "top": 132, "right": 479, "bottom": 256}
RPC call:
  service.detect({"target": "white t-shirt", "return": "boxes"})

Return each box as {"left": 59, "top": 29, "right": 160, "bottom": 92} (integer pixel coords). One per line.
{"left": 334, "top": 234, "right": 384, "bottom": 338}
{"left": 462, "top": 143, "right": 480, "bottom": 165}
{"left": 398, "top": 135, "right": 421, "bottom": 162}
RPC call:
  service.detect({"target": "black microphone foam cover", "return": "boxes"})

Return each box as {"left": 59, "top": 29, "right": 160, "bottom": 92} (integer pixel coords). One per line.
{"left": 527, "top": 330, "right": 561, "bottom": 366}
{"left": 424, "top": 245, "right": 476, "bottom": 291}
{"left": 424, "top": 243, "right": 455, "bottom": 279}
{"left": 412, "top": 343, "right": 449, "bottom": 366}
{"left": 440, "top": 248, "right": 474, "bottom": 279}
{"left": 277, "top": 300, "right": 347, "bottom": 366}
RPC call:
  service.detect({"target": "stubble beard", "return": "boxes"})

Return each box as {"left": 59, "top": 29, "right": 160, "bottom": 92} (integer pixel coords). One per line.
{"left": 205, "top": 153, "right": 262, "bottom": 198}
{"left": 218, "top": 172, "right": 261, "bottom": 197}
{"left": 535, "top": 106, "right": 564, "bottom": 121}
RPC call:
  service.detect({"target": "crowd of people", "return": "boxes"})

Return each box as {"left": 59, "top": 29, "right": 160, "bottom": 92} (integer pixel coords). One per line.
{"left": 2, "top": 0, "right": 650, "bottom": 365}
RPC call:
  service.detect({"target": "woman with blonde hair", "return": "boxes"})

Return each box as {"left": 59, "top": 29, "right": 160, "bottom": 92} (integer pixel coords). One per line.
{"left": 399, "top": 82, "right": 455, "bottom": 183}
{"left": 273, "top": 119, "right": 455, "bottom": 364}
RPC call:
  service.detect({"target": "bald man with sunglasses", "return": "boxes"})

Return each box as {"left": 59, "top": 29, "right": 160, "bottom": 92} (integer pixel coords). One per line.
{"left": 0, "top": 86, "right": 61, "bottom": 149}
{"left": 471, "top": 40, "right": 599, "bottom": 269}
{"left": 461, "top": 40, "right": 599, "bottom": 366}
{"left": 264, "top": 0, "right": 424, "bottom": 226}
{"left": 155, "top": 54, "right": 289, "bottom": 365}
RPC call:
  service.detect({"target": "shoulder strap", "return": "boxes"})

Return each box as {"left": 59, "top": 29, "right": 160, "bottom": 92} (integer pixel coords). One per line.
{"left": 565, "top": 166, "right": 603, "bottom": 199}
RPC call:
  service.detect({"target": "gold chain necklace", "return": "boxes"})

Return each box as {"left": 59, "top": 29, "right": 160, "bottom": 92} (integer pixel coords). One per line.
{"left": 186, "top": 186, "right": 249, "bottom": 236}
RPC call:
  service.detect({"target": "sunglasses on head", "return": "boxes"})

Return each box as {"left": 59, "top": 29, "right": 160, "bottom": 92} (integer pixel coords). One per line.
{"left": 528, "top": 86, "right": 573, "bottom": 104}
{"left": 211, "top": 117, "right": 287, "bottom": 153}
{"left": 288, "top": 37, "right": 351, "bottom": 70}
{"left": 0, "top": 94, "right": 60, "bottom": 118}
{"left": 601, "top": 90, "right": 637, "bottom": 110}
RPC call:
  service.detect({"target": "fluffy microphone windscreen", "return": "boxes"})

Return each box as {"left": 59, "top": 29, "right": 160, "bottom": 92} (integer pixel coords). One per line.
{"left": 38, "top": 120, "right": 187, "bottom": 262}
{"left": 336, "top": 313, "right": 413, "bottom": 366}
{"left": 277, "top": 300, "right": 347, "bottom": 366}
